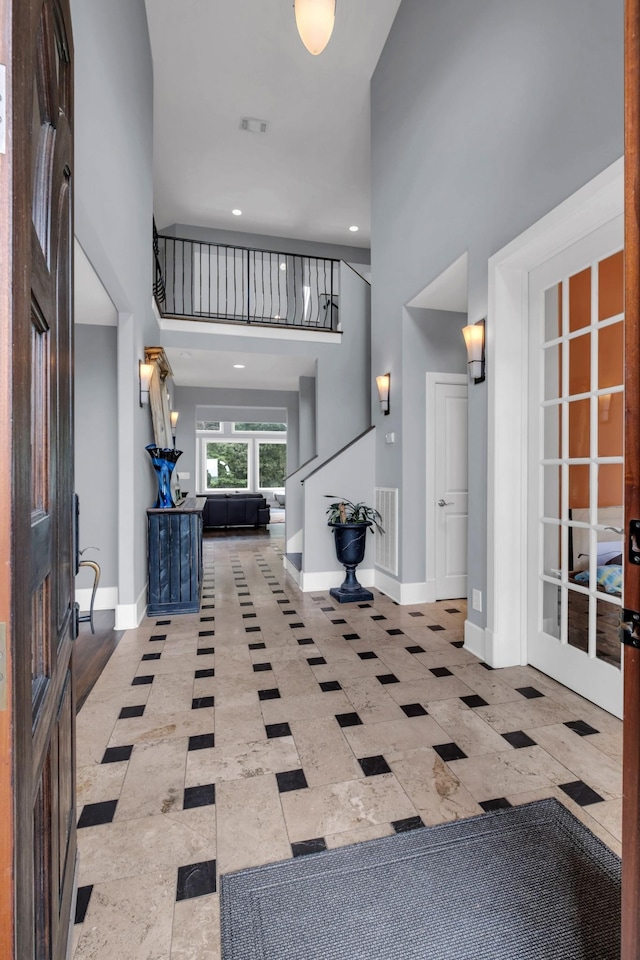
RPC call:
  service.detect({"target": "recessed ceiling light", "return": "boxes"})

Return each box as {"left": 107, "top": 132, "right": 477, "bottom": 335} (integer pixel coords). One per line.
{"left": 349, "top": 225, "right": 359, "bottom": 232}
{"left": 280, "top": 263, "right": 287, "bottom": 271}
{"left": 232, "top": 209, "right": 242, "bottom": 216}
{"left": 233, "top": 364, "right": 245, "bottom": 369}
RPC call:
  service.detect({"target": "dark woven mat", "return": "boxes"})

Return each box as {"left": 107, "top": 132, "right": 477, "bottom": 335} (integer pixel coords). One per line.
{"left": 220, "top": 798, "right": 620, "bottom": 959}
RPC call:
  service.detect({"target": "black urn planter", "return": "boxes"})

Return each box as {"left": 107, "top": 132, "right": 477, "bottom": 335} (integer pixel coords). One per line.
{"left": 328, "top": 521, "right": 374, "bottom": 603}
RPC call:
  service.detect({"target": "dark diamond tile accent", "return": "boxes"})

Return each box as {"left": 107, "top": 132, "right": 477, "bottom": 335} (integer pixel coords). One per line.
{"left": 242, "top": 613, "right": 257, "bottom": 620}
{"left": 282, "top": 610, "right": 297, "bottom": 616}
{"left": 119, "top": 705, "right": 145, "bottom": 719}
{"left": 516, "top": 686, "right": 544, "bottom": 699}
{"left": 289, "top": 622, "right": 305, "bottom": 629}
{"left": 238, "top": 592, "right": 250, "bottom": 597}
{"left": 197, "top": 647, "right": 215, "bottom": 656}
{"left": 258, "top": 688, "right": 281, "bottom": 701}
{"left": 331, "top": 618, "right": 347, "bottom": 625}
{"left": 320, "top": 680, "right": 341, "bottom": 692}
{"left": 176, "top": 859, "right": 217, "bottom": 901}
{"left": 433, "top": 742, "right": 467, "bottom": 762}
{"left": 132, "top": 675, "right": 154, "bottom": 686}
{"left": 480, "top": 797, "right": 512, "bottom": 812}
{"left": 191, "top": 696, "right": 214, "bottom": 710}
{"left": 377, "top": 674, "right": 399, "bottom": 685}
{"left": 272, "top": 590, "right": 284, "bottom": 595}
{"left": 75, "top": 885, "right": 93, "bottom": 924}
{"left": 445, "top": 608, "right": 460, "bottom": 614}
{"left": 451, "top": 641, "right": 464, "bottom": 649}
{"left": 265, "top": 722, "right": 292, "bottom": 739}
{"left": 78, "top": 800, "right": 118, "bottom": 828}
{"left": 401, "top": 703, "right": 428, "bottom": 718}
{"left": 428, "top": 625, "right": 445, "bottom": 632}
{"left": 156, "top": 620, "right": 171, "bottom": 626}
{"left": 564, "top": 720, "right": 599, "bottom": 737}
{"left": 358, "top": 603, "right": 371, "bottom": 608}
{"left": 240, "top": 602, "right": 253, "bottom": 607}
{"left": 188, "top": 733, "right": 214, "bottom": 751}
{"left": 386, "top": 629, "right": 404, "bottom": 636}
{"left": 291, "top": 838, "right": 327, "bottom": 857}
{"left": 195, "top": 668, "right": 214, "bottom": 679}
{"left": 371, "top": 615, "right": 386, "bottom": 621}
{"left": 460, "top": 694, "right": 488, "bottom": 708}
{"left": 431, "top": 667, "right": 453, "bottom": 678}
{"left": 276, "top": 769, "right": 308, "bottom": 793}
{"left": 312, "top": 596, "right": 326, "bottom": 601}
{"left": 183, "top": 784, "right": 215, "bottom": 810}
{"left": 141, "top": 652, "right": 161, "bottom": 661}
{"left": 101, "top": 745, "right": 133, "bottom": 764}
{"left": 321, "top": 606, "right": 334, "bottom": 612}
{"left": 392, "top": 816, "right": 425, "bottom": 833}
{"left": 336, "top": 712, "right": 362, "bottom": 728}
{"left": 248, "top": 642, "right": 266, "bottom": 651}
{"left": 359, "top": 755, "right": 391, "bottom": 777}
{"left": 277, "top": 599, "right": 291, "bottom": 605}
{"left": 502, "top": 730, "right": 537, "bottom": 749}
{"left": 559, "top": 780, "right": 605, "bottom": 806}
{"left": 307, "top": 656, "right": 326, "bottom": 666}
{"left": 358, "top": 651, "right": 378, "bottom": 660}
{"left": 343, "top": 633, "right": 360, "bottom": 641}
{"left": 406, "top": 645, "right": 425, "bottom": 654}
{"left": 297, "top": 637, "right": 314, "bottom": 646}
{"left": 148, "top": 634, "right": 166, "bottom": 642}
{"left": 245, "top": 626, "right": 261, "bottom": 634}
{"left": 480, "top": 663, "right": 494, "bottom": 671}
{"left": 253, "top": 662, "right": 272, "bottom": 672}
{"left": 200, "top": 616, "right": 215, "bottom": 622}
{"left": 198, "top": 630, "right": 215, "bottom": 637}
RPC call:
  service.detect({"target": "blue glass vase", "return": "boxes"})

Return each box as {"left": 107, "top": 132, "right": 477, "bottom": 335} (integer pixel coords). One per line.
{"left": 146, "top": 445, "right": 182, "bottom": 508}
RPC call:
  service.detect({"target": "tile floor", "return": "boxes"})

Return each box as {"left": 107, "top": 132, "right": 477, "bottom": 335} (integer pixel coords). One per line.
{"left": 71, "top": 529, "right": 623, "bottom": 959}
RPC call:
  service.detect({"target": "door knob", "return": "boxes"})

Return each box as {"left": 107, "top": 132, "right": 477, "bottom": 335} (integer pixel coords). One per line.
{"left": 437, "top": 498, "right": 453, "bottom": 507}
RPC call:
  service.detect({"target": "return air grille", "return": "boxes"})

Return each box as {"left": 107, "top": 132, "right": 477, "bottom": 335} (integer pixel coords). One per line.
{"left": 374, "top": 487, "right": 398, "bottom": 576}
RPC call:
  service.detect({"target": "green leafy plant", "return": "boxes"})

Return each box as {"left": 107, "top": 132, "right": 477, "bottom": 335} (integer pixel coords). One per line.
{"left": 324, "top": 495, "right": 384, "bottom": 534}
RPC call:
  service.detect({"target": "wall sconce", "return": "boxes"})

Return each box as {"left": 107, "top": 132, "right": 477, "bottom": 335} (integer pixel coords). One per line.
{"left": 294, "top": 0, "right": 336, "bottom": 55}
{"left": 462, "top": 319, "right": 485, "bottom": 384}
{"left": 139, "top": 360, "right": 154, "bottom": 406}
{"left": 376, "top": 373, "right": 390, "bottom": 415}
{"left": 170, "top": 410, "right": 180, "bottom": 446}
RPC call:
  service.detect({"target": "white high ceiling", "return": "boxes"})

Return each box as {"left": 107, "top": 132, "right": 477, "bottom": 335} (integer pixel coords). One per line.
{"left": 145, "top": 0, "right": 402, "bottom": 246}
{"left": 164, "top": 346, "right": 316, "bottom": 391}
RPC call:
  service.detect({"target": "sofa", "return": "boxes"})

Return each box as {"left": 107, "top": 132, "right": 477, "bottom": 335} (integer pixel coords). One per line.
{"left": 201, "top": 493, "right": 270, "bottom": 529}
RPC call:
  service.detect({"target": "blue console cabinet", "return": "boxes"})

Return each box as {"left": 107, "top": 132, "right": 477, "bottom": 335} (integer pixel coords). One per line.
{"left": 147, "top": 497, "right": 205, "bottom": 616}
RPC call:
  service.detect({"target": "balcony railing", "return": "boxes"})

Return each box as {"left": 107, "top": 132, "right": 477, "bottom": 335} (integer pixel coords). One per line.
{"left": 154, "top": 233, "right": 340, "bottom": 332}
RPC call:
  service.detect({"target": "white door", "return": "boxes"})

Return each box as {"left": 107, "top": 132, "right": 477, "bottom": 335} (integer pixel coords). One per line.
{"left": 431, "top": 376, "right": 468, "bottom": 600}
{"left": 528, "top": 215, "right": 624, "bottom": 717}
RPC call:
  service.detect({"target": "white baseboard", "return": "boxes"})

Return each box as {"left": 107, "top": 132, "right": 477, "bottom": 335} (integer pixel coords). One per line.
{"left": 300, "top": 568, "right": 374, "bottom": 593}
{"left": 75, "top": 586, "right": 118, "bottom": 613}
{"left": 115, "top": 583, "right": 147, "bottom": 630}
{"left": 374, "top": 570, "right": 429, "bottom": 605}
{"left": 464, "top": 619, "right": 486, "bottom": 661}
{"left": 424, "top": 579, "right": 437, "bottom": 603}
{"left": 287, "top": 529, "right": 303, "bottom": 552}
{"left": 283, "top": 555, "right": 301, "bottom": 585}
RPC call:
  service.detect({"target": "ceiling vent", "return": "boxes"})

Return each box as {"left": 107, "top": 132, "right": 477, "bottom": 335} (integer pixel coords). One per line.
{"left": 240, "top": 117, "right": 268, "bottom": 134}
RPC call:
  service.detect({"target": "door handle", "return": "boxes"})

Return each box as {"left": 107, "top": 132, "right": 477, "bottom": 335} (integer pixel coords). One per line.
{"left": 437, "top": 499, "right": 453, "bottom": 507}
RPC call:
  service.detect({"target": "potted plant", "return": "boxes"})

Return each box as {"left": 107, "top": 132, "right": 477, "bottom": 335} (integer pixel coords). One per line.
{"left": 325, "top": 496, "right": 384, "bottom": 603}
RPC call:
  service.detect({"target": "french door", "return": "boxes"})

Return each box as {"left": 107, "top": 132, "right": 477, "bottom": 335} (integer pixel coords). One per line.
{"left": 528, "top": 215, "right": 624, "bottom": 717}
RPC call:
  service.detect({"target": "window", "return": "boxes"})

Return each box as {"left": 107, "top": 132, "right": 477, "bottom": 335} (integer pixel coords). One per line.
{"left": 204, "top": 440, "right": 249, "bottom": 490}
{"left": 196, "top": 420, "right": 221, "bottom": 431}
{"left": 233, "top": 422, "right": 286, "bottom": 432}
{"left": 258, "top": 441, "right": 286, "bottom": 489}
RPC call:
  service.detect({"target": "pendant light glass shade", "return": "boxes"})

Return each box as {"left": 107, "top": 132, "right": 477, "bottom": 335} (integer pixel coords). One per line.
{"left": 294, "top": 0, "right": 336, "bottom": 55}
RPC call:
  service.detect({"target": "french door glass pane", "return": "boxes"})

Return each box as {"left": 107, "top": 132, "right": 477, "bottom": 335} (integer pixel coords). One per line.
{"left": 568, "top": 332, "right": 591, "bottom": 395}
{"left": 205, "top": 441, "right": 248, "bottom": 489}
{"left": 598, "top": 391, "right": 623, "bottom": 457}
{"left": 568, "top": 398, "right": 590, "bottom": 458}
{"left": 542, "top": 465, "right": 561, "bottom": 519}
{"left": 567, "top": 588, "right": 589, "bottom": 652}
{"left": 542, "top": 581, "right": 561, "bottom": 640}
{"left": 568, "top": 267, "right": 591, "bottom": 332}
{"left": 598, "top": 321, "right": 623, "bottom": 389}
{"left": 596, "top": 597, "right": 622, "bottom": 666}
{"left": 598, "top": 251, "right": 623, "bottom": 321}
{"left": 543, "top": 404, "right": 562, "bottom": 459}
{"left": 544, "top": 344, "right": 563, "bottom": 400}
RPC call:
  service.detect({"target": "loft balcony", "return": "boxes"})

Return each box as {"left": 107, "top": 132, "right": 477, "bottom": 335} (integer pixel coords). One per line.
{"left": 153, "top": 229, "right": 340, "bottom": 333}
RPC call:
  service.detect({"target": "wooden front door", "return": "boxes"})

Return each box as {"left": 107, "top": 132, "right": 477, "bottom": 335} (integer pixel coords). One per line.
{"left": 0, "top": 2, "right": 76, "bottom": 959}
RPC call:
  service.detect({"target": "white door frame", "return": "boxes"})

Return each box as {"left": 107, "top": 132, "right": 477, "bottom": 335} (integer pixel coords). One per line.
{"left": 486, "top": 157, "right": 623, "bottom": 668}
{"left": 426, "top": 372, "right": 468, "bottom": 603}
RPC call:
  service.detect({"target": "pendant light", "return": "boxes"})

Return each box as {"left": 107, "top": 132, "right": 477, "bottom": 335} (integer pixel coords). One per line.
{"left": 294, "top": 0, "right": 336, "bottom": 56}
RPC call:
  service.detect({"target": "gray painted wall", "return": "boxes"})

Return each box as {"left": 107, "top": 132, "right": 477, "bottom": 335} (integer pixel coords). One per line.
{"left": 371, "top": 0, "right": 623, "bottom": 622}
{"left": 298, "top": 376, "right": 317, "bottom": 464}
{"left": 74, "top": 324, "right": 118, "bottom": 591}
{"left": 71, "top": 0, "right": 158, "bottom": 618}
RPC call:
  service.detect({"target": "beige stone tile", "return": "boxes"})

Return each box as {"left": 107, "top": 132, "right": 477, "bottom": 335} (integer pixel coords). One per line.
{"left": 587, "top": 797, "right": 622, "bottom": 840}
{"left": 343, "top": 715, "right": 449, "bottom": 761}
{"left": 473, "top": 696, "right": 579, "bottom": 733}
{"left": 116, "top": 738, "right": 189, "bottom": 820}
{"left": 216, "top": 775, "right": 291, "bottom": 873}
{"left": 77, "top": 763, "right": 128, "bottom": 806}
{"left": 259, "top": 690, "right": 353, "bottom": 724}
{"left": 374, "top": 646, "right": 432, "bottom": 680}
{"left": 385, "top": 675, "right": 474, "bottom": 705}
{"left": 449, "top": 663, "right": 524, "bottom": 705}
{"left": 389, "top": 749, "right": 482, "bottom": 825}
{"left": 108, "top": 709, "right": 214, "bottom": 748}
{"left": 214, "top": 701, "right": 266, "bottom": 747}
{"left": 412, "top": 647, "right": 479, "bottom": 670}
{"left": 77, "top": 807, "right": 216, "bottom": 885}
{"left": 171, "top": 893, "right": 220, "bottom": 960}
{"left": 289, "top": 717, "right": 363, "bottom": 787}
{"left": 144, "top": 672, "right": 196, "bottom": 715}
{"left": 310, "top": 659, "right": 389, "bottom": 683}
{"left": 271, "top": 659, "right": 320, "bottom": 697}
{"left": 73, "top": 870, "right": 176, "bottom": 960}
{"left": 280, "top": 774, "right": 417, "bottom": 843}
{"left": 448, "top": 746, "right": 573, "bottom": 801}
{"left": 525, "top": 723, "right": 622, "bottom": 800}
{"left": 506, "top": 787, "right": 622, "bottom": 856}
{"left": 427, "top": 699, "right": 513, "bottom": 757}
{"left": 340, "top": 677, "right": 406, "bottom": 724}
{"left": 588, "top": 729, "right": 623, "bottom": 762}
{"left": 324, "top": 821, "right": 394, "bottom": 849}
{"left": 185, "top": 736, "right": 299, "bottom": 786}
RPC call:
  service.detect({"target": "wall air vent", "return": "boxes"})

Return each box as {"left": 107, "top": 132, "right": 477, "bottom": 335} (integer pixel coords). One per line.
{"left": 240, "top": 117, "right": 269, "bottom": 134}
{"left": 375, "top": 487, "right": 398, "bottom": 576}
